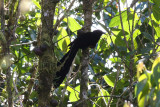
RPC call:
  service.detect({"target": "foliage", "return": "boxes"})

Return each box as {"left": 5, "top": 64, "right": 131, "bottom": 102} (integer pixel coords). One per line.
{"left": 0, "top": 0, "right": 160, "bottom": 106}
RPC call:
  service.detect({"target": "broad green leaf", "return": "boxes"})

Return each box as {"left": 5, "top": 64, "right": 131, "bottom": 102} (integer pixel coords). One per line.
{"left": 93, "top": 98, "right": 107, "bottom": 107}
{"left": 135, "top": 78, "right": 147, "bottom": 97}
{"left": 152, "top": 4, "right": 160, "bottom": 21}
{"left": 109, "top": 10, "right": 133, "bottom": 27}
{"left": 155, "top": 91, "right": 160, "bottom": 106}
{"left": 98, "top": 88, "right": 110, "bottom": 99}
{"left": 138, "top": 74, "right": 147, "bottom": 82}
{"left": 151, "top": 13, "right": 160, "bottom": 24}
{"left": 104, "top": 0, "right": 109, "bottom": 6}
{"left": 67, "top": 86, "right": 74, "bottom": 92}
{"left": 103, "top": 75, "right": 114, "bottom": 87}
{"left": 32, "top": 0, "right": 41, "bottom": 9}
{"left": 35, "top": 13, "right": 41, "bottom": 18}
{"left": 133, "top": 29, "right": 141, "bottom": 39}
{"left": 69, "top": 85, "right": 80, "bottom": 102}
{"left": 68, "top": 17, "right": 82, "bottom": 32}
{"left": 109, "top": 57, "right": 121, "bottom": 63}
{"left": 97, "top": 34, "right": 109, "bottom": 51}
{"left": 36, "top": 19, "right": 41, "bottom": 26}
{"left": 115, "top": 35, "right": 126, "bottom": 47}
{"left": 151, "top": 20, "right": 160, "bottom": 37}
{"left": 142, "top": 32, "right": 154, "bottom": 41}
{"left": 111, "top": 28, "right": 121, "bottom": 35}
{"left": 109, "top": 12, "right": 123, "bottom": 27}
{"left": 152, "top": 55, "right": 160, "bottom": 86}
{"left": 155, "top": 26, "right": 160, "bottom": 37}
{"left": 138, "top": 95, "right": 146, "bottom": 107}
{"left": 153, "top": 0, "right": 160, "bottom": 6}
{"left": 93, "top": 89, "right": 110, "bottom": 107}
{"left": 57, "top": 28, "right": 70, "bottom": 52}
{"left": 97, "top": 38, "right": 107, "bottom": 51}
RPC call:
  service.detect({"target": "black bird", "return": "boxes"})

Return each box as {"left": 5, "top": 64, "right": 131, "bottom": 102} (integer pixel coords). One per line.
{"left": 53, "top": 30, "right": 104, "bottom": 88}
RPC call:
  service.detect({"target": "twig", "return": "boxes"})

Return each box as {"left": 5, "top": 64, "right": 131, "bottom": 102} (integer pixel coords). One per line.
{"left": 23, "top": 65, "right": 37, "bottom": 105}
{"left": 107, "top": 64, "right": 121, "bottom": 107}
{"left": 10, "top": 40, "right": 36, "bottom": 47}
{"left": 53, "top": 0, "right": 76, "bottom": 30}
{"left": 93, "top": 1, "right": 113, "bottom": 12}
{"left": 117, "top": 1, "right": 130, "bottom": 51}
{"left": 13, "top": 78, "right": 24, "bottom": 107}
{"left": 59, "top": 59, "right": 75, "bottom": 106}
{"left": 90, "top": 95, "right": 121, "bottom": 99}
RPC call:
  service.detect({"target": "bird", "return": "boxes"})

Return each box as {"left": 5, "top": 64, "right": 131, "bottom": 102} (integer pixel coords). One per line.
{"left": 53, "top": 30, "right": 104, "bottom": 88}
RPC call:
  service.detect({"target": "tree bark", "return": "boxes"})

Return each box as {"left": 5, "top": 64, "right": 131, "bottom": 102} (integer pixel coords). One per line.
{"left": 38, "top": 0, "right": 59, "bottom": 106}
{"left": 79, "top": 0, "right": 93, "bottom": 107}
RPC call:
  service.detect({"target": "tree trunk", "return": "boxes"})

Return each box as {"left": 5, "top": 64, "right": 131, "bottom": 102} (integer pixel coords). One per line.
{"left": 38, "top": 0, "right": 59, "bottom": 106}
{"left": 79, "top": 0, "right": 93, "bottom": 107}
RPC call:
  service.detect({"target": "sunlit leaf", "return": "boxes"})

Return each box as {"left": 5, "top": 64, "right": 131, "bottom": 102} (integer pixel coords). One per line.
{"left": 69, "top": 85, "right": 80, "bottom": 102}
{"left": 109, "top": 57, "right": 121, "bottom": 63}
{"left": 109, "top": 10, "right": 132, "bottom": 27}
{"left": 138, "top": 95, "right": 146, "bottom": 107}
{"left": 103, "top": 75, "right": 114, "bottom": 87}
{"left": 137, "top": 62, "right": 146, "bottom": 78}
{"left": 68, "top": 17, "right": 82, "bottom": 32}
{"left": 104, "top": 0, "right": 109, "bottom": 6}
{"left": 133, "top": 29, "right": 141, "bottom": 39}
{"left": 152, "top": 55, "right": 160, "bottom": 86}
{"left": 57, "top": 28, "right": 70, "bottom": 52}
{"left": 93, "top": 88, "right": 110, "bottom": 107}
{"left": 32, "top": 0, "right": 41, "bottom": 9}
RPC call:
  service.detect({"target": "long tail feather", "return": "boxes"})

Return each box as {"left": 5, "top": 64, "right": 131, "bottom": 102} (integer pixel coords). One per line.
{"left": 53, "top": 46, "right": 79, "bottom": 88}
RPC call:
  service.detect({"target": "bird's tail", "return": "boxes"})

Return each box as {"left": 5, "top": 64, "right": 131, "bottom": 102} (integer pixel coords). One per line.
{"left": 53, "top": 46, "right": 79, "bottom": 88}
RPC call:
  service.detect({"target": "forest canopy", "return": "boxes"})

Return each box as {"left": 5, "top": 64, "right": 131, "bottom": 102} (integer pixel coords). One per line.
{"left": 0, "top": 0, "right": 160, "bottom": 107}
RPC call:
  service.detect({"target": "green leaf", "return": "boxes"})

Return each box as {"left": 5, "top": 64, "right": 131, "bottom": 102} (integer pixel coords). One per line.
{"left": 103, "top": 75, "right": 114, "bottom": 87}
{"left": 68, "top": 17, "right": 82, "bottom": 32}
{"left": 115, "top": 36, "right": 126, "bottom": 47}
{"left": 152, "top": 56, "right": 160, "bottom": 86}
{"left": 133, "top": 29, "right": 141, "bottom": 39}
{"left": 142, "top": 32, "right": 154, "bottom": 41}
{"left": 69, "top": 85, "right": 80, "bottom": 102}
{"left": 155, "top": 91, "right": 160, "bottom": 107}
{"left": 57, "top": 28, "right": 70, "bottom": 52}
{"left": 135, "top": 78, "right": 147, "bottom": 97}
{"left": 32, "top": 0, "right": 41, "bottom": 9}
{"left": 153, "top": 0, "right": 160, "bottom": 6}
{"left": 97, "top": 38, "right": 107, "bottom": 51}
{"left": 93, "top": 89, "right": 110, "bottom": 107}
{"left": 153, "top": 4, "right": 160, "bottom": 21}
{"left": 153, "top": 21, "right": 160, "bottom": 37}
{"left": 109, "top": 57, "right": 121, "bottom": 63}
{"left": 138, "top": 95, "right": 146, "bottom": 107}
{"left": 109, "top": 10, "right": 130, "bottom": 27}
{"left": 104, "top": 0, "right": 109, "bottom": 6}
